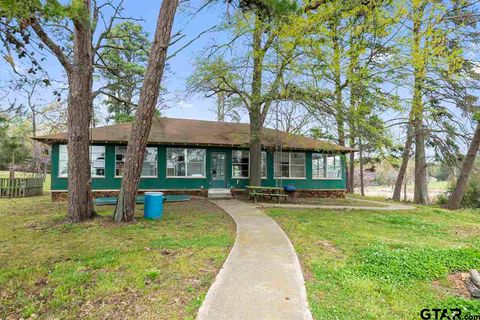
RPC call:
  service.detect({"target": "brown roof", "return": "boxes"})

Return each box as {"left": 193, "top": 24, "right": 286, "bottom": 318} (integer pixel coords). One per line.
{"left": 33, "top": 117, "right": 354, "bottom": 153}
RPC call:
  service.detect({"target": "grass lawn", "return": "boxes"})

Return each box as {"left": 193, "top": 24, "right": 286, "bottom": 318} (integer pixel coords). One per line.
{"left": 241, "top": 196, "right": 389, "bottom": 207}
{"left": 290, "top": 197, "right": 389, "bottom": 207}
{"left": 0, "top": 195, "right": 235, "bottom": 319}
{"left": 268, "top": 206, "right": 480, "bottom": 319}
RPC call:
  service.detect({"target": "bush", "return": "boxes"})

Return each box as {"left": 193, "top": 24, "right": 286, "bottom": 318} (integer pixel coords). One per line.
{"left": 461, "top": 173, "right": 480, "bottom": 208}
{"left": 437, "top": 173, "right": 480, "bottom": 208}
{"left": 436, "top": 193, "right": 449, "bottom": 206}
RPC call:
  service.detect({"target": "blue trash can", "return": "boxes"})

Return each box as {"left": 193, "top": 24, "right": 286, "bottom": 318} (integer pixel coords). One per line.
{"left": 144, "top": 192, "right": 164, "bottom": 219}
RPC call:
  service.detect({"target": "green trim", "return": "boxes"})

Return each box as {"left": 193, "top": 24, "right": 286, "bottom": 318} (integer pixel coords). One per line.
{"left": 50, "top": 143, "right": 346, "bottom": 191}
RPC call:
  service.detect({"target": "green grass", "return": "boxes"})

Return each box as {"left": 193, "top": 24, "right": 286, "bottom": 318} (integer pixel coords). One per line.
{"left": 0, "top": 195, "right": 235, "bottom": 319}
{"left": 292, "top": 197, "right": 389, "bottom": 207}
{"left": 242, "top": 196, "right": 389, "bottom": 207}
{"left": 267, "top": 206, "right": 480, "bottom": 319}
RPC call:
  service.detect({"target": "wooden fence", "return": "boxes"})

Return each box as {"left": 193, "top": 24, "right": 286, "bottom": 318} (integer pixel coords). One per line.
{"left": 0, "top": 176, "right": 44, "bottom": 198}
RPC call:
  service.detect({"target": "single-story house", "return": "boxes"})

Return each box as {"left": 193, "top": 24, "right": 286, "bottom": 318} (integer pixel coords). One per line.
{"left": 33, "top": 117, "right": 354, "bottom": 201}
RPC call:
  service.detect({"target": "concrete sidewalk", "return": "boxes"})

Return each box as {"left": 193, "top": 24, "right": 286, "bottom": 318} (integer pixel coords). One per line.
{"left": 197, "top": 200, "right": 312, "bottom": 320}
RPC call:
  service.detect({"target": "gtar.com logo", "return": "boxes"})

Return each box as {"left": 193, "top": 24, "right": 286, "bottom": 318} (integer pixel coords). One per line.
{"left": 420, "top": 308, "right": 462, "bottom": 320}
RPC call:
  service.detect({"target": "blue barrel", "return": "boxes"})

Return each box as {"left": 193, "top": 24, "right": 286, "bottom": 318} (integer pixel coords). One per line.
{"left": 144, "top": 192, "right": 164, "bottom": 219}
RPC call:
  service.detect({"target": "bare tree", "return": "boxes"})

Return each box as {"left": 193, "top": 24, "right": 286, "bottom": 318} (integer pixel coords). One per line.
{"left": 266, "top": 102, "right": 312, "bottom": 135}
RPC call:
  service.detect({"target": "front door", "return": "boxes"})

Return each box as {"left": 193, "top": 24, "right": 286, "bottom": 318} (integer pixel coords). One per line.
{"left": 210, "top": 152, "right": 226, "bottom": 188}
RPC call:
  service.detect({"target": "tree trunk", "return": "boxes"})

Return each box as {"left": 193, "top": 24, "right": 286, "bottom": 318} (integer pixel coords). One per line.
{"left": 249, "top": 111, "right": 262, "bottom": 186}
{"left": 217, "top": 93, "right": 225, "bottom": 122}
{"left": 31, "top": 108, "right": 41, "bottom": 173}
{"left": 392, "top": 121, "right": 414, "bottom": 201}
{"left": 114, "top": 0, "right": 179, "bottom": 222}
{"left": 28, "top": 3, "right": 96, "bottom": 221}
{"left": 359, "top": 138, "right": 365, "bottom": 196}
{"left": 349, "top": 145, "right": 355, "bottom": 193}
{"left": 347, "top": 30, "right": 359, "bottom": 194}
{"left": 331, "top": 19, "right": 348, "bottom": 190}
{"left": 413, "top": 116, "right": 429, "bottom": 204}
{"left": 67, "top": 0, "right": 96, "bottom": 222}
{"left": 248, "top": 14, "right": 265, "bottom": 187}
{"left": 411, "top": 6, "right": 428, "bottom": 205}
{"left": 444, "top": 122, "right": 480, "bottom": 210}
{"left": 333, "top": 32, "right": 345, "bottom": 147}
{"left": 330, "top": 19, "right": 350, "bottom": 194}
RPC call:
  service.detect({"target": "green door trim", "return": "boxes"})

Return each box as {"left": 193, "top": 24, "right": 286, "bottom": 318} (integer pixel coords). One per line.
{"left": 210, "top": 152, "right": 227, "bottom": 188}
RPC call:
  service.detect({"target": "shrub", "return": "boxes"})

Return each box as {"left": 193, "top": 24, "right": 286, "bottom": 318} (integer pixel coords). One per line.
{"left": 436, "top": 193, "right": 448, "bottom": 206}
{"left": 461, "top": 173, "right": 480, "bottom": 208}
{"left": 436, "top": 173, "right": 480, "bottom": 208}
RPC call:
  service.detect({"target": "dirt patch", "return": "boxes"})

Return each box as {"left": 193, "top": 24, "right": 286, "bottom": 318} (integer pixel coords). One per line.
{"left": 78, "top": 287, "right": 142, "bottom": 319}
{"left": 315, "top": 240, "right": 344, "bottom": 258}
{"left": 452, "top": 225, "right": 480, "bottom": 238}
{"left": 296, "top": 253, "right": 313, "bottom": 281}
{"left": 432, "top": 272, "right": 472, "bottom": 299}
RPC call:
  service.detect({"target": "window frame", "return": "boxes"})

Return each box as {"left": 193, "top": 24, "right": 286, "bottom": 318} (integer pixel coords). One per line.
{"left": 231, "top": 150, "right": 250, "bottom": 179}
{"left": 311, "top": 153, "right": 343, "bottom": 180}
{"left": 274, "top": 152, "right": 306, "bottom": 179}
{"left": 58, "top": 144, "right": 68, "bottom": 178}
{"left": 231, "top": 150, "right": 268, "bottom": 179}
{"left": 115, "top": 146, "right": 158, "bottom": 178}
{"left": 140, "top": 147, "right": 158, "bottom": 178}
{"left": 58, "top": 144, "right": 106, "bottom": 179}
{"left": 166, "top": 148, "right": 206, "bottom": 178}
{"left": 90, "top": 145, "right": 106, "bottom": 178}
{"left": 114, "top": 146, "right": 127, "bottom": 178}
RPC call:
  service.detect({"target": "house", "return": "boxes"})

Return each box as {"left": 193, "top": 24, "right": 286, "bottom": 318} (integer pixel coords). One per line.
{"left": 33, "top": 118, "right": 354, "bottom": 201}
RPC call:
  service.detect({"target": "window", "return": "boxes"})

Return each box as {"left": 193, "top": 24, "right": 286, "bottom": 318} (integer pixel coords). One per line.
{"left": 90, "top": 146, "right": 105, "bottom": 177}
{"left": 115, "top": 146, "right": 158, "bottom": 177}
{"left": 312, "top": 153, "right": 342, "bottom": 179}
{"left": 115, "top": 146, "right": 127, "bottom": 176}
{"left": 274, "top": 152, "right": 305, "bottom": 178}
{"left": 326, "top": 155, "right": 342, "bottom": 178}
{"left": 58, "top": 145, "right": 68, "bottom": 177}
{"left": 167, "top": 148, "right": 206, "bottom": 177}
{"left": 312, "top": 153, "right": 325, "bottom": 179}
{"left": 261, "top": 152, "right": 267, "bottom": 178}
{"left": 58, "top": 144, "right": 105, "bottom": 178}
{"left": 232, "top": 150, "right": 249, "bottom": 178}
{"left": 141, "top": 148, "right": 158, "bottom": 177}
{"left": 231, "top": 150, "right": 267, "bottom": 178}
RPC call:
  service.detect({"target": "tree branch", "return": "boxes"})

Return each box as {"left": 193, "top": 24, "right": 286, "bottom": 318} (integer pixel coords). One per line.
{"left": 28, "top": 19, "right": 72, "bottom": 73}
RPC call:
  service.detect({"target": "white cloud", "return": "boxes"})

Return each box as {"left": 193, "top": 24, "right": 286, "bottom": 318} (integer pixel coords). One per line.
{"left": 177, "top": 100, "right": 194, "bottom": 108}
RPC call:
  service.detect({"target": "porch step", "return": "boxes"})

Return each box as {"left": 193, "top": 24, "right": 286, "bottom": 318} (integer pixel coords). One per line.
{"left": 208, "top": 188, "right": 233, "bottom": 199}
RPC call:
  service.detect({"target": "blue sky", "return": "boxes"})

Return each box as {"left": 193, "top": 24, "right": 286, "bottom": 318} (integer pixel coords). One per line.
{"left": 116, "top": 0, "right": 231, "bottom": 121}
{"left": 0, "top": 1, "right": 235, "bottom": 123}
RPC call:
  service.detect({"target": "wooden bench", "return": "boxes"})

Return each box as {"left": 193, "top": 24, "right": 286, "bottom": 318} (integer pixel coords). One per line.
{"left": 246, "top": 186, "right": 288, "bottom": 204}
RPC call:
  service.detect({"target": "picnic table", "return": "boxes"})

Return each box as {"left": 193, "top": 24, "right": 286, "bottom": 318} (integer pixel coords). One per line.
{"left": 246, "top": 186, "right": 288, "bottom": 204}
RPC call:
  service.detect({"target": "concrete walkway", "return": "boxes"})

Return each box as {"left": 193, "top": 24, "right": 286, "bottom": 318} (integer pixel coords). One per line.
{"left": 197, "top": 200, "right": 312, "bottom": 320}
